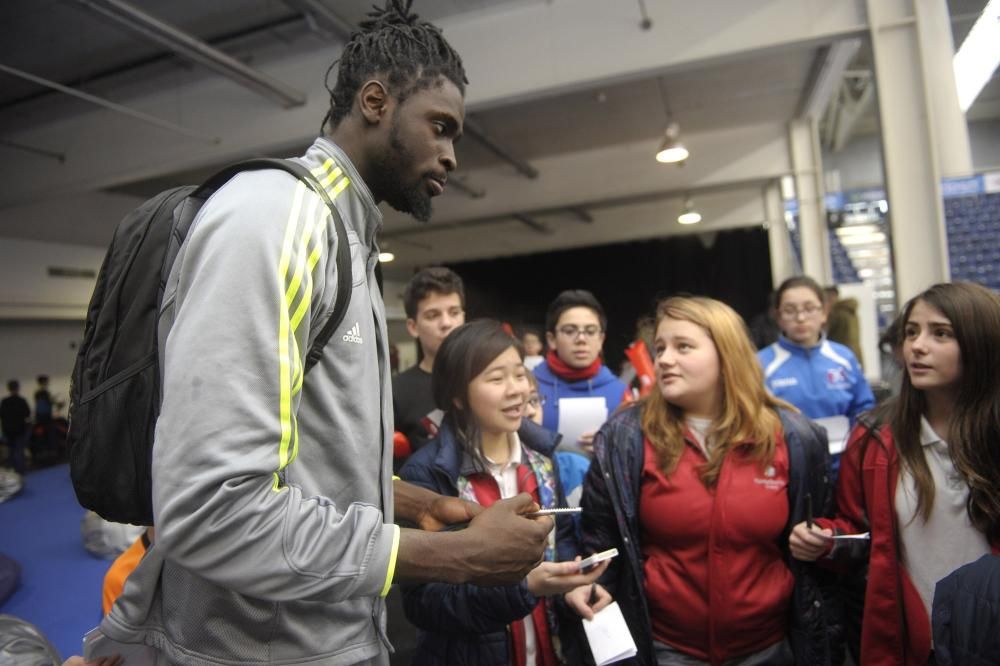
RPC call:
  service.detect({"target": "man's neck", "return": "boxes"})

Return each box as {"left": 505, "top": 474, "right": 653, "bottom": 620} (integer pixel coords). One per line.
{"left": 325, "top": 126, "right": 378, "bottom": 202}
{"left": 418, "top": 355, "right": 435, "bottom": 373}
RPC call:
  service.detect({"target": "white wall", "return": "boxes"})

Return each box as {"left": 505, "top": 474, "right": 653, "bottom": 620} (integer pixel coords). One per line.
{"left": 0, "top": 320, "right": 84, "bottom": 417}
{"left": 824, "top": 119, "right": 1000, "bottom": 191}
{"left": 0, "top": 239, "right": 104, "bottom": 319}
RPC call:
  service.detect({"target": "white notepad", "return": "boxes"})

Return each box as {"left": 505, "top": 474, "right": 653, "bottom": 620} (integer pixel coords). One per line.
{"left": 557, "top": 397, "right": 608, "bottom": 451}
{"left": 582, "top": 601, "right": 638, "bottom": 665}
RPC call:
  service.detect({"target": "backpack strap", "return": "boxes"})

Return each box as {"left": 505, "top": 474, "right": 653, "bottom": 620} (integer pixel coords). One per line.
{"left": 196, "top": 158, "right": 353, "bottom": 375}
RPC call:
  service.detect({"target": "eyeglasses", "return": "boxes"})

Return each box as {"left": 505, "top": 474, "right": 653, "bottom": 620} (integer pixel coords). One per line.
{"left": 557, "top": 325, "right": 602, "bottom": 339}
{"left": 779, "top": 304, "right": 822, "bottom": 320}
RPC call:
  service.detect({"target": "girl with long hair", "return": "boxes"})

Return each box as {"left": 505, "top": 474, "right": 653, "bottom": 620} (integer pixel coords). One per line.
{"left": 791, "top": 281, "right": 1000, "bottom": 665}
{"left": 581, "top": 296, "right": 838, "bottom": 666}
{"left": 399, "top": 319, "right": 611, "bottom": 665}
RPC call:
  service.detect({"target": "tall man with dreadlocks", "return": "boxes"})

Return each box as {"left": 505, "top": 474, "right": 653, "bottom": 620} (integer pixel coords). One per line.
{"left": 91, "top": 2, "right": 556, "bottom": 664}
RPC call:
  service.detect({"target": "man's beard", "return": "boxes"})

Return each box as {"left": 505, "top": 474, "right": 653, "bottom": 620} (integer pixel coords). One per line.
{"left": 371, "top": 124, "right": 434, "bottom": 222}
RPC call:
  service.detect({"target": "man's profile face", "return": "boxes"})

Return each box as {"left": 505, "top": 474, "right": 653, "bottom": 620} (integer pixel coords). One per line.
{"left": 406, "top": 291, "right": 465, "bottom": 360}
{"left": 371, "top": 77, "right": 464, "bottom": 222}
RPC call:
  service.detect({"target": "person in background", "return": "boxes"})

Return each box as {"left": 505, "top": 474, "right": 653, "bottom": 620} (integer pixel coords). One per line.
{"left": 759, "top": 275, "right": 874, "bottom": 475}
{"left": 521, "top": 328, "right": 545, "bottom": 370}
{"left": 824, "top": 285, "right": 863, "bottom": 366}
{"left": 790, "top": 281, "right": 1000, "bottom": 666}
{"left": 1, "top": 380, "right": 30, "bottom": 474}
{"left": 400, "top": 320, "right": 611, "bottom": 665}
{"left": 393, "top": 266, "right": 466, "bottom": 457}
{"left": 533, "top": 289, "right": 629, "bottom": 454}
{"left": 33, "top": 375, "right": 52, "bottom": 425}
{"left": 582, "top": 296, "right": 839, "bottom": 666}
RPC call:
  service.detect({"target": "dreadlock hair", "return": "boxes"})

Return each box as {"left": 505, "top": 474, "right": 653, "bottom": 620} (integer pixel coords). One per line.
{"left": 322, "top": 0, "right": 468, "bottom": 133}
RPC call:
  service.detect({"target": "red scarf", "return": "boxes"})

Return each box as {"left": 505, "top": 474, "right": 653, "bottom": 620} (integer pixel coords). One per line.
{"left": 467, "top": 464, "right": 559, "bottom": 666}
{"left": 545, "top": 349, "right": 602, "bottom": 382}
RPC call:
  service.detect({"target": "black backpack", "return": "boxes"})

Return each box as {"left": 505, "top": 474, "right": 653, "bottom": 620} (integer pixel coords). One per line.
{"left": 68, "top": 158, "right": 352, "bottom": 526}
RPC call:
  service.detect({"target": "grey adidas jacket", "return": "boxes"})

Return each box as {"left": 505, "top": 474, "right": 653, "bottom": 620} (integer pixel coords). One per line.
{"left": 101, "top": 138, "right": 397, "bottom": 665}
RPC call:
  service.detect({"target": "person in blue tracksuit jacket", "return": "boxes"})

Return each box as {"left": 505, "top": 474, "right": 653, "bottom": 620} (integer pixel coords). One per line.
{"left": 758, "top": 276, "right": 874, "bottom": 474}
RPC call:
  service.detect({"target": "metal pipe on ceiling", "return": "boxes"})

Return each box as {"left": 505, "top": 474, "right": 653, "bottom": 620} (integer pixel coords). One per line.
{"left": 463, "top": 118, "right": 539, "bottom": 179}
{"left": 0, "top": 63, "right": 220, "bottom": 144}
{"left": 73, "top": 0, "right": 307, "bottom": 108}
{"left": 282, "top": 0, "right": 354, "bottom": 41}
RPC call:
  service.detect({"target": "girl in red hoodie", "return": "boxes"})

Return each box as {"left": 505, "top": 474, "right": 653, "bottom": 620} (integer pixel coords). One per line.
{"left": 582, "top": 296, "right": 837, "bottom": 666}
{"left": 790, "top": 282, "right": 1000, "bottom": 665}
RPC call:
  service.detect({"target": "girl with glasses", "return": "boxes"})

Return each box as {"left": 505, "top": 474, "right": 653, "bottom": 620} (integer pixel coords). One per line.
{"left": 758, "top": 276, "right": 875, "bottom": 475}
{"left": 790, "top": 282, "right": 1000, "bottom": 665}
{"left": 581, "top": 296, "right": 839, "bottom": 665}
{"left": 399, "top": 319, "right": 612, "bottom": 665}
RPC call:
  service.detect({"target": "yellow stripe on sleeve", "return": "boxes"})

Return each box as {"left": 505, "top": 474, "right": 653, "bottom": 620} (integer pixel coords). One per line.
{"left": 380, "top": 525, "right": 401, "bottom": 597}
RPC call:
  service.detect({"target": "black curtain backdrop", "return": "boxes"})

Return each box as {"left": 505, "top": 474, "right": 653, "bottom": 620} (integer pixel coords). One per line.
{"left": 437, "top": 227, "right": 773, "bottom": 370}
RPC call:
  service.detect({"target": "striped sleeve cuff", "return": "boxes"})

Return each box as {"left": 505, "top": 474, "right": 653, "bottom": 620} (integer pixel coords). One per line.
{"left": 379, "top": 524, "right": 401, "bottom": 597}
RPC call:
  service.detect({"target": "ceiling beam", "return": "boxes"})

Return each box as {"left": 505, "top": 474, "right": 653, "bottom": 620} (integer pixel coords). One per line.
{"left": 795, "top": 38, "right": 861, "bottom": 120}
{"left": 73, "top": 0, "right": 307, "bottom": 108}
{"left": 282, "top": 0, "right": 354, "bottom": 41}
{"left": 383, "top": 176, "right": 772, "bottom": 241}
{"left": 463, "top": 118, "right": 539, "bottom": 179}
{"left": 512, "top": 214, "right": 551, "bottom": 234}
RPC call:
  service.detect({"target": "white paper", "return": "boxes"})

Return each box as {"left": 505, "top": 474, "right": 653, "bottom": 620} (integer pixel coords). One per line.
{"left": 557, "top": 397, "right": 608, "bottom": 452}
{"left": 582, "top": 601, "right": 638, "bottom": 665}
{"left": 814, "top": 415, "right": 851, "bottom": 455}
{"left": 84, "top": 626, "right": 158, "bottom": 665}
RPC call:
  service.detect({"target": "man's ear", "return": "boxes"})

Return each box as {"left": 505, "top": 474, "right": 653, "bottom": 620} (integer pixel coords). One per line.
{"left": 358, "top": 80, "right": 390, "bottom": 124}
{"left": 546, "top": 331, "right": 557, "bottom": 349}
{"left": 406, "top": 318, "right": 418, "bottom": 338}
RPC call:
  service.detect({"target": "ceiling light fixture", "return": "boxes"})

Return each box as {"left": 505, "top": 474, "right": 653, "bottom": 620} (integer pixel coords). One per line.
{"left": 378, "top": 251, "right": 395, "bottom": 263}
{"left": 677, "top": 198, "right": 702, "bottom": 225}
{"left": 953, "top": 0, "right": 1000, "bottom": 112}
{"left": 655, "top": 77, "right": 689, "bottom": 164}
{"left": 656, "top": 121, "right": 690, "bottom": 163}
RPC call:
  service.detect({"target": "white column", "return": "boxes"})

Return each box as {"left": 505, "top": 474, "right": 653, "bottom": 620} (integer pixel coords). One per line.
{"left": 914, "top": 0, "right": 974, "bottom": 177}
{"left": 788, "top": 118, "right": 831, "bottom": 284}
{"left": 866, "top": 0, "right": 954, "bottom": 303}
{"left": 765, "top": 182, "right": 796, "bottom": 288}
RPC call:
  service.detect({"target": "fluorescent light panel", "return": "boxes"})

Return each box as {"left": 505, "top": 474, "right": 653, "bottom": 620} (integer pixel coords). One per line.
{"left": 953, "top": 0, "right": 1000, "bottom": 112}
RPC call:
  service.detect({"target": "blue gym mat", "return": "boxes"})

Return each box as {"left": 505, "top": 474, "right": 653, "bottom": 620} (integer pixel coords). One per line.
{"left": 0, "top": 464, "right": 108, "bottom": 661}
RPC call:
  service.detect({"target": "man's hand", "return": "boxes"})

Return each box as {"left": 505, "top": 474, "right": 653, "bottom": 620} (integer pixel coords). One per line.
{"left": 395, "top": 493, "right": 553, "bottom": 586}
{"left": 789, "top": 521, "right": 833, "bottom": 561}
{"left": 417, "top": 495, "right": 482, "bottom": 532}
{"left": 526, "top": 557, "right": 609, "bottom": 597}
{"left": 578, "top": 431, "right": 596, "bottom": 455}
{"left": 394, "top": 478, "right": 481, "bottom": 530}
{"left": 456, "top": 493, "right": 554, "bottom": 586}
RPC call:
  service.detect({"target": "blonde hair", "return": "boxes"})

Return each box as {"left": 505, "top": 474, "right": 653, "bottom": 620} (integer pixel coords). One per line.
{"left": 641, "top": 296, "right": 795, "bottom": 486}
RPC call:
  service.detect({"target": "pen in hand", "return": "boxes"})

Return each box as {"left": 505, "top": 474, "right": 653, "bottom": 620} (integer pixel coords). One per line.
{"left": 588, "top": 582, "right": 598, "bottom": 607}
{"left": 806, "top": 493, "right": 813, "bottom": 530}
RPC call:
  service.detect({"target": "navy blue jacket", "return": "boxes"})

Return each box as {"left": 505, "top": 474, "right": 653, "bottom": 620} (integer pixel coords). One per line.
{"left": 580, "top": 404, "right": 843, "bottom": 666}
{"left": 932, "top": 554, "right": 1000, "bottom": 665}
{"left": 399, "top": 419, "right": 581, "bottom": 666}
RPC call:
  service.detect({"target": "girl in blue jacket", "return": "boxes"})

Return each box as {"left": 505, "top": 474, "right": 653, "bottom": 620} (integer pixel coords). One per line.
{"left": 400, "top": 319, "right": 610, "bottom": 666}
{"left": 758, "top": 276, "right": 875, "bottom": 468}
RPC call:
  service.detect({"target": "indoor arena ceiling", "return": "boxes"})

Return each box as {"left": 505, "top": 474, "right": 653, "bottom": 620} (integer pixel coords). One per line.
{"left": 0, "top": 0, "right": 995, "bottom": 278}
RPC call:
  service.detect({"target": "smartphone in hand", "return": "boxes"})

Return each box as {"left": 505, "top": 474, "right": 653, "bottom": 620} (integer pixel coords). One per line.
{"left": 579, "top": 548, "right": 618, "bottom": 571}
